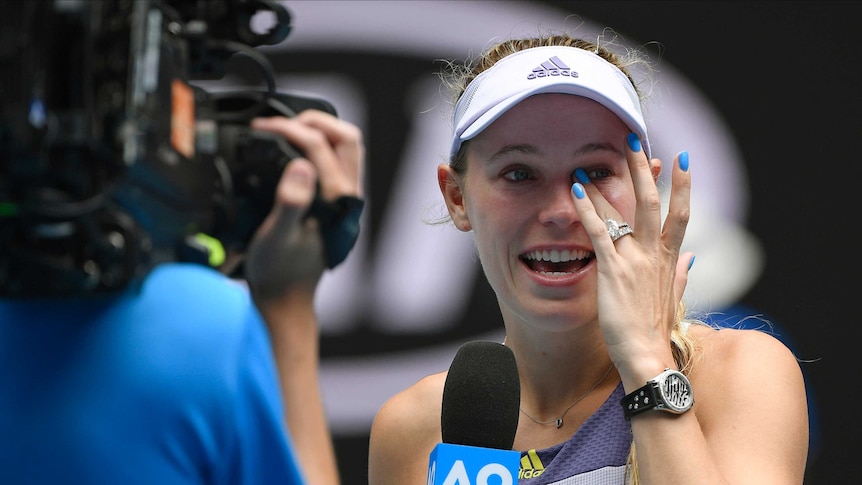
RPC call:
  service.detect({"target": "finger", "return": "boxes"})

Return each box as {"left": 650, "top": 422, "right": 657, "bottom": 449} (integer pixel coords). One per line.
{"left": 289, "top": 110, "right": 365, "bottom": 197}
{"left": 570, "top": 182, "right": 620, "bottom": 260}
{"left": 673, "top": 251, "right": 695, "bottom": 313}
{"left": 292, "top": 110, "right": 364, "bottom": 170}
{"left": 662, "top": 151, "right": 692, "bottom": 256}
{"left": 276, "top": 157, "right": 317, "bottom": 208}
{"left": 252, "top": 112, "right": 364, "bottom": 201}
{"left": 245, "top": 158, "right": 325, "bottom": 297}
{"left": 626, "top": 132, "right": 662, "bottom": 245}
{"left": 573, "top": 167, "right": 632, "bottom": 249}
{"left": 256, "top": 158, "right": 318, "bottom": 239}
{"left": 573, "top": 167, "right": 617, "bottom": 224}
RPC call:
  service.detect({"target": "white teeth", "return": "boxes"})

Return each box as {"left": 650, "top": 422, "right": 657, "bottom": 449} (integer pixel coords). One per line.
{"left": 527, "top": 249, "right": 590, "bottom": 262}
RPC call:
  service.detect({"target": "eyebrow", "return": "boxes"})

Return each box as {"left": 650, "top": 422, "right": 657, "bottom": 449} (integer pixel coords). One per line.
{"left": 487, "top": 141, "right": 622, "bottom": 163}
{"left": 575, "top": 142, "right": 623, "bottom": 157}
{"left": 487, "top": 144, "right": 538, "bottom": 162}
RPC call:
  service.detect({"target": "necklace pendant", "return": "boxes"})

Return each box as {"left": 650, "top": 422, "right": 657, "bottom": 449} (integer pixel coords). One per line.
{"left": 555, "top": 418, "right": 563, "bottom": 428}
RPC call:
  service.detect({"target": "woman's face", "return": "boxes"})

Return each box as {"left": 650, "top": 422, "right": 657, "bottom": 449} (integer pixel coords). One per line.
{"left": 448, "top": 93, "right": 638, "bottom": 330}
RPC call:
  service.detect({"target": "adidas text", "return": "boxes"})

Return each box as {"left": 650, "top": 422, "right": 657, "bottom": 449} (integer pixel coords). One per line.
{"left": 527, "top": 69, "right": 578, "bottom": 80}
{"left": 519, "top": 467, "right": 545, "bottom": 479}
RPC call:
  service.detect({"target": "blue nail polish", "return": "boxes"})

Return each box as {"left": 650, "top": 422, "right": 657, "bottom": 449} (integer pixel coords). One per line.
{"left": 678, "top": 151, "right": 690, "bottom": 172}
{"left": 688, "top": 255, "right": 696, "bottom": 271}
{"left": 626, "top": 133, "right": 641, "bottom": 152}
{"left": 572, "top": 183, "right": 586, "bottom": 199}
{"left": 575, "top": 168, "right": 590, "bottom": 184}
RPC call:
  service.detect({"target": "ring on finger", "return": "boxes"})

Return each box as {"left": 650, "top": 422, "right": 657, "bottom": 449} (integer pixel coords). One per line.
{"left": 606, "top": 218, "right": 634, "bottom": 242}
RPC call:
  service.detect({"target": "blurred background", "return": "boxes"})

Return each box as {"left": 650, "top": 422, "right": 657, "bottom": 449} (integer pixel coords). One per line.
{"left": 225, "top": 2, "right": 853, "bottom": 482}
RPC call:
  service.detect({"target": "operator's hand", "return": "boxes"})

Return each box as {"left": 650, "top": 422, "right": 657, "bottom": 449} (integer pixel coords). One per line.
{"left": 243, "top": 110, "right": 365, "bottom": 302}
{"left": 243, "top": 110, "right": 362, "bottom": 485}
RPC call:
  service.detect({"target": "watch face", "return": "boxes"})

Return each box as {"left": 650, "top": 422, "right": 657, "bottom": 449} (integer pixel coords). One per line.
{"left": 659, "top": 371, "right": 694, "bottom": 412}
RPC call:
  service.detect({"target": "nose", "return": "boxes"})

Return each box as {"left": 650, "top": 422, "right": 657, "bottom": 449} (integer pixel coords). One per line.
{"left": 538, "top": 182, "right": 580, "bottom": 227}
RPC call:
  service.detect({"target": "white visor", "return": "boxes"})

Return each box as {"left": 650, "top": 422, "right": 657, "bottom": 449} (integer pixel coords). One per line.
{"left": 451, "top": 45, "right": 649, "bottom": 159}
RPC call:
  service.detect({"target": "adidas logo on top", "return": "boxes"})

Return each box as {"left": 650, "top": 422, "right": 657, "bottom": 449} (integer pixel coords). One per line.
{"left": 527, "top": 56, "right": 578, "bottom": 80}
{"left": 519, "top": 449, "right": 546, "bottom": 479}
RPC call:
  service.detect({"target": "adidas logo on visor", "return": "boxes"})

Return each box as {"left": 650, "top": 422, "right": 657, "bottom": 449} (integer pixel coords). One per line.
{"left": 527, "top": 56, "right": 577, "bottom": 80}
{"left": 450, "top": 45, "right": 650, "bottom": 159}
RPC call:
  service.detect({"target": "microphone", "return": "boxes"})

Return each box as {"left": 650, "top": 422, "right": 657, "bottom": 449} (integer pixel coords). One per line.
{"left": 428, "top": 341, "right": 521, "bottom": 485}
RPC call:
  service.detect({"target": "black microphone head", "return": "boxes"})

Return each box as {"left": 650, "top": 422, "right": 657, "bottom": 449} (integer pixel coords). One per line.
{"left": 441, "top": 340, "right": 520, "bottom": 450}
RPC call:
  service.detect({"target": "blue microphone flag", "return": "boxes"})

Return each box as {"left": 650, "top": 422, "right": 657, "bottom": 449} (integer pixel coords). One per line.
{"left": 427, "top": 442, "right": 519, "bottom": 485}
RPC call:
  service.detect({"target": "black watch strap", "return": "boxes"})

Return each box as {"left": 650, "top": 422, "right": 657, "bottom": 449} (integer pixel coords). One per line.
{"left": 621, "top": 382, "right": 659, "bottom": 421}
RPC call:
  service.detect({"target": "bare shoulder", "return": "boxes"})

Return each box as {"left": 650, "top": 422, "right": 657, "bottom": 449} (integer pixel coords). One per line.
{"left": 685, "top": 323, "right": 810, "bottom": 480}
{"left": 372, "top": 370, "right": 447, "bottom": 439}
{"left": 689, "top": 322, "right": 802, "bottom": 374}
{"left": 368, "top": 371, "right": 447, "bottom": 485}
{"left": 688, "top": 324, "right": 808, "bottom": 430}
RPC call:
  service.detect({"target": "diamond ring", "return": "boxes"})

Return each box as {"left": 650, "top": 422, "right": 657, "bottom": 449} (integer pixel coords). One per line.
{"left": 606, "top": 219, "right": 633, "bottom": 242}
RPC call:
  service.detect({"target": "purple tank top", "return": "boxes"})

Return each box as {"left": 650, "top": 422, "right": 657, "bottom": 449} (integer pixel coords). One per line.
{"left": 518, "top": 383, "right": 631, "bottom": 484}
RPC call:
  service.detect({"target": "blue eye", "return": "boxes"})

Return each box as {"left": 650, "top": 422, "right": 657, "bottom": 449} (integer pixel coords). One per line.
{"left": 503, "top": 168, "right": 532, "bottom": 182}
{"left": 584, "top": 168, "right": 611, "bottom": 180}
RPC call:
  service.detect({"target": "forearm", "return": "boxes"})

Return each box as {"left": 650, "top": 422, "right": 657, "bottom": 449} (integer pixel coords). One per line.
{"left": 630, "top": 412, "right": 727, "bottom": 485}
{"left": 242, "top": 109, "right": 363, "bottom": 485}
{"left": 258, "top": 291, "right": 340, "bottom": 485}
{"left": 621, "top": 330, "right": 808, "bottom": 484}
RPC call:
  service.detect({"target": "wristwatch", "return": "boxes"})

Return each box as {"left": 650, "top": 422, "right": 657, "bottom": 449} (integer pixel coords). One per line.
{"left": 621, "top": 368, "right": 694, "bottom": 420}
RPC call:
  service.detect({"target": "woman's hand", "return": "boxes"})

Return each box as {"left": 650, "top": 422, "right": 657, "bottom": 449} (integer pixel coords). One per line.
{"left": 570, "top": 133, "right": 692, "bottom": 387}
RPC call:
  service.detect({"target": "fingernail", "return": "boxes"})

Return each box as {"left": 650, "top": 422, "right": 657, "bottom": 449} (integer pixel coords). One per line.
{"left": 572, "top": 183, "right": 586, "bottom": 199}
{"left": 688, "top": 255, "right": 696, "bottom": 271}
{"left": 626, "top": 133, "right": 641, "bottom": 152}
{"left": 678, "top": 151, "right": 690, "bottom": 172}
{"left": 575, "top": 168, "right": 590, "bottom": 184}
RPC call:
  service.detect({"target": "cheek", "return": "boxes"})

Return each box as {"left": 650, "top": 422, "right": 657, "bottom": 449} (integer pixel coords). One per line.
{"left": 468, "top": 199, "right": 517, "bottom": 240}
{"left": 464, "top": 190, "right": 524, "bottom": 256}
{"left": 598, "top": 180, "right": 638, "bottom": 220}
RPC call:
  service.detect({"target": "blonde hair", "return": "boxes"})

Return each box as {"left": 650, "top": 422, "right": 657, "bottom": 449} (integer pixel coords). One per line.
{"left": 440, "top": 32, "right": 700, "bottom": 484}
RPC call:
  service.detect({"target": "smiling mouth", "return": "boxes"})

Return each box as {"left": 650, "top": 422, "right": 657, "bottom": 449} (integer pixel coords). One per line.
{"left": 521, "top": 249, "right": 594, "bottom": 275}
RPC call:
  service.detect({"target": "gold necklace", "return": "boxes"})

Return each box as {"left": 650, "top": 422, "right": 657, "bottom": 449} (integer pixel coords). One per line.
{"left": 519, "top": 363, "right": 615, "bottom": 429}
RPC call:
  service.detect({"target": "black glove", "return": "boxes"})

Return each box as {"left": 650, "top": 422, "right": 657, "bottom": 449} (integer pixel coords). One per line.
{"left": 306, "top": 195, "right": 364, "bottom": 269}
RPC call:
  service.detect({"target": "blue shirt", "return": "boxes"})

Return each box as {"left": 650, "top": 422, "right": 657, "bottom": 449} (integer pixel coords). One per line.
{"left": 0, "top": 263, "right": 305, "bottom": 484}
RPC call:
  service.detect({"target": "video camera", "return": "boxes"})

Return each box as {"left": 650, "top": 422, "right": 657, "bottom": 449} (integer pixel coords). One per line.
{"left": 0, "top": 0, "right": 351, "bottom": 297}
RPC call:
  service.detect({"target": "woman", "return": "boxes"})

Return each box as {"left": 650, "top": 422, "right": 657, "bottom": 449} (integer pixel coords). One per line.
{"left": 367, "top": 34, "right": 808, "bottom": 484}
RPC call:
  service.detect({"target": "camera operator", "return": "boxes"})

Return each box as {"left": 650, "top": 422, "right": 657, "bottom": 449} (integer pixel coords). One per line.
{"left": 0, "top": 110, "right": 362, "bottom": 485}
{"left": 0, "top": 1, "right": 363, "bottom": 484}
